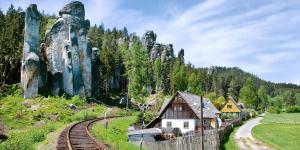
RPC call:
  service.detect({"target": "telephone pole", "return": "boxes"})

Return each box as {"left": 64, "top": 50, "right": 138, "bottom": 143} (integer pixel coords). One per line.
{"left": 200, "top": 95, "right": 204, "bottom": 150}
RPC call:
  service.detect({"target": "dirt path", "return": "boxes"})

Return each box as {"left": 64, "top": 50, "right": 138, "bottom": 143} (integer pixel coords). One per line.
{"left": 235, "top": 115, "right": 273, "bottom": 150}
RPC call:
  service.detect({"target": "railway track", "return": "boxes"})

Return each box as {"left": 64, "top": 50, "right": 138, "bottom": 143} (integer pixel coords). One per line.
{"left": 57, "top": 116, "right": 118, "bottom": 150}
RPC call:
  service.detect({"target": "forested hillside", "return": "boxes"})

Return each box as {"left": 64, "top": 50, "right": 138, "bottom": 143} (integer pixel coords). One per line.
{"left": 0, "top": 5, "right": 300, "bottom": 112}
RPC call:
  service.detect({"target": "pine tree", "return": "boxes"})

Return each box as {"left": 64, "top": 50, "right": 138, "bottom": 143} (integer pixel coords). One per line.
{"left": 170, "top": 60, "right": 187, "bottom": 93}
{"left": 122, "top": 39, "right": 151, "bottom": 101}
{"left": 257, "top": 85, "right": 268, "bottom": 110}
{"left": 229, "top": 78, "right": 241, "bottom": 101}
{"left": 153, "top": 59, "right": 162, "bottom": 92}
{"left": 239, "top": 78, "right": 257, "bottom": 109}
{"left": 284, "top": 90, "right": 296, "bottom": 107}
{"left": 101, "top": 32, "right": 115, "bottom": 96}
{"left": 187, "top": 71, "right": 202, "bottom": 95}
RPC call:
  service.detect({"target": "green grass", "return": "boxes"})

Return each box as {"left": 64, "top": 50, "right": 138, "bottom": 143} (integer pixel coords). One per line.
{"left": 252, "top": 113, "right": 300, "bottom": 150}
{"left": 261, "top": 113, "right": 300, "bottom": 124}
{"left": 0, "top": 91, "right": 108, "bottom": 149}
{"left": 0, "top": 85, "right": 139, "bottom": 149}
{"left": 91, "top": 116, "right": 140, "bottom": 150}
{"left": 220, "top": 127, "right": 239, "bottom": 150}
{"left": 224, "top": 128, "right": 238, "bottom": 150}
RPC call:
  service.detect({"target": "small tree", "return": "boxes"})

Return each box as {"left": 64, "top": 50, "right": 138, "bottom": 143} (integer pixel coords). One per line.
{"left": 257, "top": 86, "right": 268, "bottom": 111}
{"left": 239, "top": 78, "right": 257, "bottom": 109}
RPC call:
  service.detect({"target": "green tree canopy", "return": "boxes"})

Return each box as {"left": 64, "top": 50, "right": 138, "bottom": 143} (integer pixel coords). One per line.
{"left": 239, "top": 78, "right": 257, "bottom": 109}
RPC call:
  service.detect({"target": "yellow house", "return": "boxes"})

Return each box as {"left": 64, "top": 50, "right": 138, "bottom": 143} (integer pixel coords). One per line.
{"left": 220, "top": 96, "right": 242, "bottom": 119}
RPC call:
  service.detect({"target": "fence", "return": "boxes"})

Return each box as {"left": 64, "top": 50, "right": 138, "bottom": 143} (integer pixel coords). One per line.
{"left": 132, "top": 129, "right": 220, "bottom": 150}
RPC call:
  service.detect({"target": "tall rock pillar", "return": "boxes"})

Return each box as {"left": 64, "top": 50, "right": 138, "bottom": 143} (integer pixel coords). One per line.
{"left": 41, "top": 1, "right": 92, "bottom": 97}
{"left": 21, "top": 4, "right": 41, "bottom": 98}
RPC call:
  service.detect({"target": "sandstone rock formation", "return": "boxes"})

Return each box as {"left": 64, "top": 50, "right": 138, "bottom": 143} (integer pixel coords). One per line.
{"left": 143, "top": 30, "right": 156, "bottom": 53}
{"left": 21, "top": 4, "right": 41, "bottom": 98}
{"left": 178, "top": 48, "right": 184, "bottom": 62}
{"left": 21, "top": 1, "right": 96, "bottom": 98}
{"left": 150, "top": 43, "right": 161, "bottom": 62}
{"left": 161, "top": 44, "right": 175, "bottom": 63}
{"left": 41, "top": 1, "right": 92, "bottom": 97}
{"left": 142, "top": 31, "right": 176, "bottom": 63}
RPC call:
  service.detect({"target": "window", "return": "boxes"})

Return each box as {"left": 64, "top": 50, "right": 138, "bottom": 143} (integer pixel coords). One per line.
{"left": 173, "top": 105, "right": 182, "bottom": 111}
{"left": 183, "top": 122, "right": 189, "bottom": 129}
{"left": 227, "top": 105, "right": 232, "bottom": 109}
{"left": 167, "top": 122, "right": 172, "bottom": 128}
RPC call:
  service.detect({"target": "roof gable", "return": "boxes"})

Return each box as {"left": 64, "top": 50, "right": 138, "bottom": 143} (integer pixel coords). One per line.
{"left": 156, "top": 92, "right": 219, "bottom": 119}
{"left": 220, "top": 97, "right": 242, "bottom": 113}
{"left": 146, "top": 92, "right": 220, "bottom": 128}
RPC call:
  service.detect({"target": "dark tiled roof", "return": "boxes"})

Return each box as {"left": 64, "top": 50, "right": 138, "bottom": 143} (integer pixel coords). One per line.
{"left": 157, "top": 92, "right": 220, "bottom": 119}
{"left": 178, "top": 92, "right": 220, "bottom": 118}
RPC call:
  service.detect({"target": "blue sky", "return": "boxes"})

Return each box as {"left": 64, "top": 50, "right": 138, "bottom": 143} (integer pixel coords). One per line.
{"left": 1, "top": 0, "right": 300, "bottom": 84}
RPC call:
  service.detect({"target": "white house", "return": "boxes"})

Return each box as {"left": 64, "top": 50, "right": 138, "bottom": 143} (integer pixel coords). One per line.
{"left": 146, "top": 92, "right": 221, "bottom": 133}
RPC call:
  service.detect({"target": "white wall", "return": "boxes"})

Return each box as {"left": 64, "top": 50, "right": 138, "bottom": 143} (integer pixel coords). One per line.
{"left": 162, "top": 119, "right": 195, "bottom": 133}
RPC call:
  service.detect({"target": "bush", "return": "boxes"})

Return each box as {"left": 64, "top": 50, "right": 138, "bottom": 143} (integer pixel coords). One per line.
{"left": 242, "top": 109, "right": 258, "bottom": 120}
{"left": 0, "top": 84, "right": 22, "bottom": 98}
{"left": 0, "top": 124, "right": 56, "bottom": 150}
{"left": 286, "top": 106, "right": 300, "bottom": 113}
{"left": 137, "top": 111, "right": 155, "bottom": 124}
{"left": 268, "top": 107, "right": 281, "bottom": 114}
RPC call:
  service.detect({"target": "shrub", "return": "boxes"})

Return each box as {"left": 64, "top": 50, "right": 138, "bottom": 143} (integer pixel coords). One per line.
{"left": 0, "top": 133, "right": 32, "bottom": 150}
{"left": 137, "top": 111, "right": 154, "bottom": 124}
{"left": 70, "top": 95, "right": 86, "bottom": 106}
{"left": 0, "top": 124, "right": 56, "bottom": 150}
{"left": 268, "top": 107, "right": 281, "bottom": 114}
{"left": 242, "top": 109, "right": 258, "bottom": 120}
{"left": 286, "top": 106, "right": 300, "bottom": 113}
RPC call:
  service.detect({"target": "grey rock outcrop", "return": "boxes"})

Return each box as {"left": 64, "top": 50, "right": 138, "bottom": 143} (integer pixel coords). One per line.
{"left": 129, "top": 33, "right": 138, "bottom": 48}
{"left": 150, "top": 43, "right": 161, "bottom": 62}
{"left": 21, "top": 4, "right": 41, "bottom": 98}
{"left": 161, "top": 44, "right": 174, "bottom": 63}
{"left": 41, "top": 1, "right": 92, "bottom": 97}
{"left": 143, "top": 30, "right": 156, "bottom": 53}
{"left": 178, "top": 48, "right": 184, "bottom": 62}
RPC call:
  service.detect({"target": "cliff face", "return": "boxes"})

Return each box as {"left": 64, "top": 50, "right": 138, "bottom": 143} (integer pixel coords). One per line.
{"left": 22, "top": 1, "right": 95, "bottom": 98}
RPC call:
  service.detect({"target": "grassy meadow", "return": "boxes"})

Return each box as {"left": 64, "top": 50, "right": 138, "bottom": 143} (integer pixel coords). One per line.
{"left": 0, "top": 85, "right": 134, "bottom": 150}
{"left": 91, "top": 116, "right": 140, "bottom": 150}
{"left": 252, "top": 113, "right": 300, "bottom": 150}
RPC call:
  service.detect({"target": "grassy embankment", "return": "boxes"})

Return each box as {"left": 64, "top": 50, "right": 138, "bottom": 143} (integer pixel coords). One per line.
{"left": 220, "top": 127, "right": 239, "bottom": 150}
{"left": 91, "top": 116, "right": 140, "bottom": 150}
{"left": 0, "top": 85, "right": 134, "bottom": 150}
{"left": 252, "top": 113, "right": 300, "bottom": 150}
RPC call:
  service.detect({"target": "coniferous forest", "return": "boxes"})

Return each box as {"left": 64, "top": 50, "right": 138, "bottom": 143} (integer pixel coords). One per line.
{"left": 0, "top": 4, "right": 300, "bottom": 112}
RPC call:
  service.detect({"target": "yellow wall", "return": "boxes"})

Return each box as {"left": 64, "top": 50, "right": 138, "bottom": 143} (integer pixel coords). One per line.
{"left": 220, "top": 99, "right": 241, "bottom": 113}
